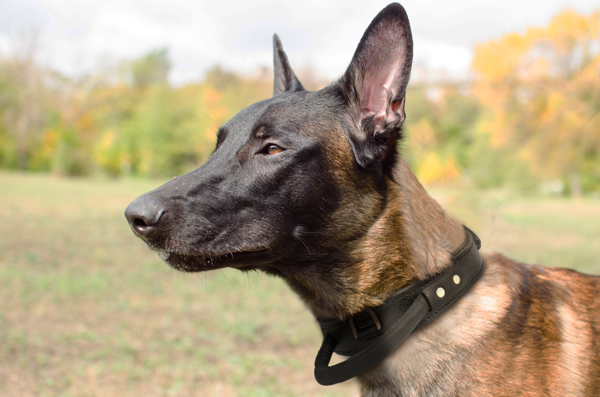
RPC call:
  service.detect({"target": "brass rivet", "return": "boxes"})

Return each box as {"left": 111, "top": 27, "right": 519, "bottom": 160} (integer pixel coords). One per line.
{"left": 453, "top": 275, "right": 461, "bottom": 285}
{"left": 436, "top": 287, "right": 445, "bottom": 298}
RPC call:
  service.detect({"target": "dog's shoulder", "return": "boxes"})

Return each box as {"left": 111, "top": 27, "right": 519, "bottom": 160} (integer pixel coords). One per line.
{"left": 484, "top": 252, "right": 600, "bottom": 304}
{"left": 477, "top": 252, "right": 600, "bottom": 352}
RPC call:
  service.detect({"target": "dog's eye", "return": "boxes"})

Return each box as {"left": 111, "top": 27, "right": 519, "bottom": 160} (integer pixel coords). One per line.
{"left": 265, "top": 144, "right": 284, "bottom": 155}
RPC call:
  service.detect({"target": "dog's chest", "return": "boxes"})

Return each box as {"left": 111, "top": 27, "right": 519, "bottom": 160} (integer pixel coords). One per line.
{"left": 358, "top": 260, "right": 512, "bottom": 396}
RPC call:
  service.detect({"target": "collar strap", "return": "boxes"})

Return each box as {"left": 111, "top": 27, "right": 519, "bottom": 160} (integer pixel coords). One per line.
{"left": 314, "top": 226, "right": 485, "bottom": 386}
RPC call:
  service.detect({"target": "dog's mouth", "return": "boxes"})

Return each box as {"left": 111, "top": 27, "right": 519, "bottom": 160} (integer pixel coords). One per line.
{"left": 152, "top": 247, "right": 269, "bottom": 272}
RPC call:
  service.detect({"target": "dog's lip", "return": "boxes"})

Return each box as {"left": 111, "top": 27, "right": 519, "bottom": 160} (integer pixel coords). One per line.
{"left": 156, "top": 250, "right": 170, "bottom": 261}
{"left": 152, "top": 247, "right": 269, "bottom": 272}
{"left": 154, "top": 246, "right": 268, "bottom": 257}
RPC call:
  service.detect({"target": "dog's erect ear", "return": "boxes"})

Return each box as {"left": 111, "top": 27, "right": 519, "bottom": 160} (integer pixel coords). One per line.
{"left": 338, "top": 3, "right": 413, "bottom": 168}
{"left": 273, "top": 34, "right": 305, "bottom": 96}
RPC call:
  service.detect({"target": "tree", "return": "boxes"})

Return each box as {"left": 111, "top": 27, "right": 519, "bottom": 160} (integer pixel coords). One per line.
{"left": 128, "top": 48, "right": 171, "bottom": 89}
{"left": 0, "top": 33, "right": 47, "bottom": 170}
{"left": 472, "top": 9, "right": 600, "bottom": 196}
{"left": 403, "top": 84, "right": 481, "bottom": 184}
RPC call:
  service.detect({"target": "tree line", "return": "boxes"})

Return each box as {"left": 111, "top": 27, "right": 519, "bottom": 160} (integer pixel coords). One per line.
{"left": 0, "top": 46, "right": 272, "bottom": 178}
{"left": 0, "top": 9, "right": 598, "bottom": 196}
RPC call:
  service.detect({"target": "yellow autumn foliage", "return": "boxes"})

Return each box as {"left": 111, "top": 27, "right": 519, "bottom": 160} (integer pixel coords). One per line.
{"left": 472, "top": 8, "right": 600, "bottom": 182}
{"left": 417, "top": 153, "right": 460, "bottom": 184}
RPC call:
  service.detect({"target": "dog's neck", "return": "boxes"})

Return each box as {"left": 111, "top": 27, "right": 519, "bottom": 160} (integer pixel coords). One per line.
{"left": 280, "top": 159, "right": 466, "bottom": 321}
{"left": 392, "top": 159, "right": 466, "bottom": 277}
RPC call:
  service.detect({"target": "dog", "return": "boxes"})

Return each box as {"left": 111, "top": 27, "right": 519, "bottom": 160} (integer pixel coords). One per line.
{"left": 125, "top": 3, "right": 600, "bottom": 396}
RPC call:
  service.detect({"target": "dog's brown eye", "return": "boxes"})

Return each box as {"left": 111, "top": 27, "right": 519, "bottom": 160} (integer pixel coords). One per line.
{"left": 266, "top": 144, "right": 284, "bottom": 155}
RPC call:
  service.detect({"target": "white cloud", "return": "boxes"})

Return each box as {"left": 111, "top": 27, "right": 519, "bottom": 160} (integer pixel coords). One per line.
{"left": 413, "top": 37, "right": 472, "bottom": 73}
{"left": 0, "top": 33, "right": 11, "bottom": 55}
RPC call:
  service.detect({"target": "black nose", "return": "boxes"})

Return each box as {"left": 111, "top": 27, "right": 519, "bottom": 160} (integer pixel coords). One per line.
{"left": 125, "top": 195, "right": 166, "bottom": 240}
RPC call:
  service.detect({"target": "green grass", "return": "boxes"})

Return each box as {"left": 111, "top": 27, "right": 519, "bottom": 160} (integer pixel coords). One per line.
{"left": 430, "top": 187, "right": 600, "bottom": 274}
{"left": 0, "top": 171, "right": 355, "bottom": 396}
{"left": 1, "top": 171, "right": 599, "bottom": 396}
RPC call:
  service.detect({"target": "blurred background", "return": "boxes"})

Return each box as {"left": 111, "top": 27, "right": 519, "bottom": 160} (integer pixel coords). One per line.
{"left": 1, "top": 0, "right": 599, "bottom": 395}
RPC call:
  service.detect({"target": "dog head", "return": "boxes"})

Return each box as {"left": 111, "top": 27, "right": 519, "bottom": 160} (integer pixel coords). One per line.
{"left": 125, "top": 3, "right": 414, "bottom": 314}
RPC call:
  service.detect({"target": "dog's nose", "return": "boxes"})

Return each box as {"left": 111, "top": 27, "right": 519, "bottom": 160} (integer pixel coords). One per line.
{"left": 125, "top": 195, "right": 166, "bottom": 240}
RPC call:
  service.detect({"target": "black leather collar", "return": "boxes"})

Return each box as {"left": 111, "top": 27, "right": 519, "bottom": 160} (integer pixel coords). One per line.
{"left": 314, "top": 226, "right": 485, "bottom": 386}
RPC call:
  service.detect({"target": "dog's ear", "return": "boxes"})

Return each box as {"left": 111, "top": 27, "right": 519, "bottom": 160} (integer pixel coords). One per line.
{"left": 337, "top": 3, "right": 413, "bottom": 168}
{"left": 273, "top": 34, "right": 305, "bottom": 96}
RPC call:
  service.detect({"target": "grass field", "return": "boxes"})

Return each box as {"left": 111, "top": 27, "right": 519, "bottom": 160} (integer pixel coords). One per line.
{"left": 1, "top": 171, "right": 599, "bottom": 396}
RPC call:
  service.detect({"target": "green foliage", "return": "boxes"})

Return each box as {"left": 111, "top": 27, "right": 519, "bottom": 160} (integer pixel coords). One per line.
{"left": 0, "top": 62, "right": 20, "bottom": 168}
{"left": 52, "top": 126, "right": 90, "bottom": 176}
{"left": 0, "top": 127, "right": 17, "bottom": 169}
{"left": 403, "top": 86, "right": 482, "bottom": 184}
{"left": 129, "top": 48, "right": 171, "bottom": 88}
{"left": 581, "top": 151, "right": 600, "bottom": 193}
{"left": 128, "top": 86, "right": 201, "bottom": 177}
{"left": 45, "top": 111, "right": 89, "bottom": 176}
{"left": 0, "top": 49, "right": 272, "bottom": 178}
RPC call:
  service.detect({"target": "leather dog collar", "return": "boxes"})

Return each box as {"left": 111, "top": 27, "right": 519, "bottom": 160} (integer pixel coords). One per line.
{"left": 314, "top": 226, "right": 485, "bottom": 386}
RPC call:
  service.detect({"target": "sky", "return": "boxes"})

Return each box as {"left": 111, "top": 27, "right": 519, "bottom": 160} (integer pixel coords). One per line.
{"left": 0, "top": 0, "right": 598, "bottom": 85}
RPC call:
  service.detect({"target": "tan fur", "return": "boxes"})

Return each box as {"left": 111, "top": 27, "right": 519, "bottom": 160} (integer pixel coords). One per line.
{"left": 301, "top": 151, "right": 467, "bottom": 320}
{"left": 394, "top": 159, "right": 465, "bottom": 274}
